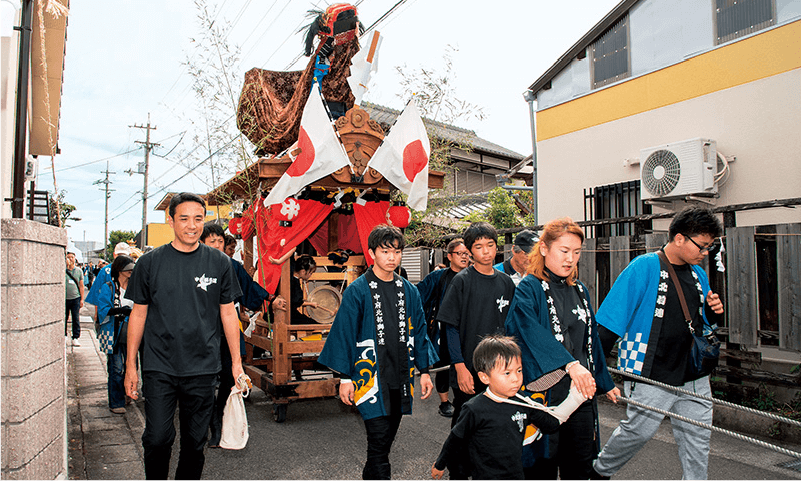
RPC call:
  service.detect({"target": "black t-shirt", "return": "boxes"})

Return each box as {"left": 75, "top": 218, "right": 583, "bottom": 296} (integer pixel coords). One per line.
{"left": 650, "top": 262, "right": 705, "bottom": 385}
{"left": 437, "top": 266, "right": 516, "bottom": 373}
{"left": 290, "top": 275, "right": 304, "bottom": 309}
{"left": 545, "top": 269, "right": 591, "bottom": 403}
{"left": 436, "top": 394, "right": 560, "bottom": 480}
{"left": 125, "top": 243, "right": 242, "bottom": 376}
{"left": 372, "top": 272, "right": 403, "bottom": 389}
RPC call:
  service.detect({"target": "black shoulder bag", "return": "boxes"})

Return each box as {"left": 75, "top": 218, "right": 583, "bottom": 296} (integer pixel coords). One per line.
{"left": 657, "top": 251, "right": 720, "bottom": 380}
{"left": 66, "top": 269, "right": 81, "bottom": 289}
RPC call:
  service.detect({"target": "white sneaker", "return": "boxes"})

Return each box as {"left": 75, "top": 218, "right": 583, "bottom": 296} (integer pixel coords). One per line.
{"left": 72, "top": 339, "right": 81, "bottom": 347}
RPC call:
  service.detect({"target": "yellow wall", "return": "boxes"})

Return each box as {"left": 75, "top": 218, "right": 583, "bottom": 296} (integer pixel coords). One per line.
{"left": 537, "top": 20, "right": 801, "bottom": 141}
{"left": 535, "top": 68, "right": 801, "bottom": 227}
{"left": 146, "top": 223, "right": 174, "bottom": 248}
{"left": 148, "top": 204, "right": 235, "bottom": 248}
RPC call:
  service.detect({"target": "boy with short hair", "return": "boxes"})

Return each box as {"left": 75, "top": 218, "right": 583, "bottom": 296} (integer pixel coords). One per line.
{"left": 319, "top": 224, "right": 439, "bottom": 480}
{"left": 432, "top": 335, "right": 586, "bottom": 480}
{"left": 437, "top": 222, "right": 516, "bottom": 429}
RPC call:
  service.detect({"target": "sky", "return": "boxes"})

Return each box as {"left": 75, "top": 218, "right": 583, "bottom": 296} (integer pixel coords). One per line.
{"left": 43, "top": 0, "right": 620, "bottom": 247}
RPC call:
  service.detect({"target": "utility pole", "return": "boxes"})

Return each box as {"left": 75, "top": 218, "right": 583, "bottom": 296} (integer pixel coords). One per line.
{"left": 130, "top": 113, "right": 159, "bottom": 249}
{"left": 93, "top": 161, "right": 115, "bottom": 260}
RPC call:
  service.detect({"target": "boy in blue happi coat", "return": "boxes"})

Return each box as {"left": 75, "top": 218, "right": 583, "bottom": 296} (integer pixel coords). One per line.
{"left": 319, "top": 224, "right": 439, "bottom": 480}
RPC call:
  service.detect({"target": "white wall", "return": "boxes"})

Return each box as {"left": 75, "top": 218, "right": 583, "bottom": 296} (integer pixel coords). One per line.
{"left": 536, "top": 0, "right": 801, "bottom": 110}
{"left": 1, "top": 1, "right": 20, "bottom": 219}
{"left": 536, "top": 68, "right": 801, "bottom": 227}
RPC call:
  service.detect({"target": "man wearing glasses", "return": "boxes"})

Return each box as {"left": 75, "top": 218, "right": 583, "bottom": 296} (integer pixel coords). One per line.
{"left": 416, "top": 238, "right": 471, "bottom": 417}
{"left": 592, "top": 206, "right": 724, "bottom": 480}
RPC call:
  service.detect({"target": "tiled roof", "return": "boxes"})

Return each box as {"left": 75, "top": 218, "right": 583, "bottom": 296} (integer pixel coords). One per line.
{"left": 361, "top": 102, "right": 525, "bottom": 161}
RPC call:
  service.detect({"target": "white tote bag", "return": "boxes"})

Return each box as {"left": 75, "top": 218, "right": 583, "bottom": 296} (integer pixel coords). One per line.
{"left": 220, "top": 374, "right": 251, "bottom": 450}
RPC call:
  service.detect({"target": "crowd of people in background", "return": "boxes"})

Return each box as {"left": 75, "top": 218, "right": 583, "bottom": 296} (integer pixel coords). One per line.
{"left": 67, "top": 192, "right": 725, "bottom": 480}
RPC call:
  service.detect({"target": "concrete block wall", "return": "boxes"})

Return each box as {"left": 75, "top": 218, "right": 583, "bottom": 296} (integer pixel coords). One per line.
{"left": 1, "top": 219, "right": 68, "bottom": 479}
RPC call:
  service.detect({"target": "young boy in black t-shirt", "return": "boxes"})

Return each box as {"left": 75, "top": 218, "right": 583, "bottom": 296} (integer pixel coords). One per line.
{"left": 432, "top": 335, "right": 586, "bottom": 480}
{"left": 437, "top": 222, "right": 516, "bottom": 430}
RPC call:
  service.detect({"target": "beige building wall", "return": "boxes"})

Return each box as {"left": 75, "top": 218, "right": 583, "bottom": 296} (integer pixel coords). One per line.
{"left": 536, "top": 68, "right": 801, "bottom": 227}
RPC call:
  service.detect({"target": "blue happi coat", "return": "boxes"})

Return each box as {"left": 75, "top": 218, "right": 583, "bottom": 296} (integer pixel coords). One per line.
{"left": 505, "top": 276, "right": 614, "bottom": 393}
{"left": 595, "top": 252, "right": 712, "bottom": 377}
{"left": 318, "top": 273, "right": 439, "bottom": 420}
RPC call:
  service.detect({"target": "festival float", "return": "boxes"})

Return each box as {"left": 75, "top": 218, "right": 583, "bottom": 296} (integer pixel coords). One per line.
{"left": 206, "top": 3, "right": 444, "bottom": 422}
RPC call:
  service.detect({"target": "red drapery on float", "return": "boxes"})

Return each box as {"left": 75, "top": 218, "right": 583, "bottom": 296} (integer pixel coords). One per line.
{"left": 241, "top": 199, "right": 333, "bottom": 295}
{"left": 307, "top": 212, "right": 362, "bottom": 256}
{"left": 237, "top": 197, "right": 394, "bottom": 293}
{"left": 353, "top": 200, "right": 390, "bottom": 265}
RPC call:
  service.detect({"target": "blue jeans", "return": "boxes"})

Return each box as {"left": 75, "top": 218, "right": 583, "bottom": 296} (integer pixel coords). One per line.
{"left": 107, "top": 345, "right": 127, "bottom": 409}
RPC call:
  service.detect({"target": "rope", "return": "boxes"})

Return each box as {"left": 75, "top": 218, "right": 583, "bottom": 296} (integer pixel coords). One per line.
{"left": 608, "top": 367, "right": 801, "bottom": 428}
{"left": 616, "top": 394, "right": 801, "bottom": 459}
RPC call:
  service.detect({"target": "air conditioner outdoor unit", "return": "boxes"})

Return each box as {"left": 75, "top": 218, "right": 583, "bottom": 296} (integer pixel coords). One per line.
{"left": 639, "top": 138, "right": 717, "bottom": 200}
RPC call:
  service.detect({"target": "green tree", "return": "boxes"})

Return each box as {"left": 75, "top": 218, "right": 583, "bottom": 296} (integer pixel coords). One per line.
{"left": 461, "top": 188, "right": 523, "bottom": 233}
{"left": 484, "top": 187, "right": 520, "bottom": 229}
{"left": 48, "top": 190, "right": 80, "bottom": 227}
{"left": 104, "top": 230, "right": 137, "bottom": 261}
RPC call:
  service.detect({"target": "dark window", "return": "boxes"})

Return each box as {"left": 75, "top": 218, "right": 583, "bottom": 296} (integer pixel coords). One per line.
{"left": 715, "top": 0, "right": 775, "bottom": 44}
{"left": 584, "top": 180, "right": 651, "bottom": 238}
{"left": 591, "top": 15, "right": 630, "bottom": 89}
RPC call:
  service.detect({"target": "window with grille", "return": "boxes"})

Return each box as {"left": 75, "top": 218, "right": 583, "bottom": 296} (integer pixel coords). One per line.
{"left": 591, "top": 15, "right": 630, "bottom": 89}
{"left": 453, "top": 170, "right": 497, "bottom": 195}
{"left": 715, "top": 0, "right": 775, "bottom": 44}
{"left": 584, "top": 180, "right": 651, "bottom": 238}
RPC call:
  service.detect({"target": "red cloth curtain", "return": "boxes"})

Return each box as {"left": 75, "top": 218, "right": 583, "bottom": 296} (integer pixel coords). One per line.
{"left": 308, "top": 213, "right": 363, "bottom": 256}
{"left": 248, "top": 199, "right": 333, "bottom": 295}
{"left": 353, "top": 200, "right": 390, "bottom": 265}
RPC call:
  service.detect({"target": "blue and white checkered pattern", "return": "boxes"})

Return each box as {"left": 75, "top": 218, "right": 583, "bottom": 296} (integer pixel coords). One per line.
{"left": 618, "top": 332, "right": 647, "bottom": 374}
{"left": 98, "top": 323, "right": 114, "bottom": 355}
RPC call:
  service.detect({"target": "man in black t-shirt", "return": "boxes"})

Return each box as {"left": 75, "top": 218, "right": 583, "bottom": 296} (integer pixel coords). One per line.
{"left": 593, "top": 206, "right": 724, "bottom": 480}
{"left": 437, "top": 222, "right": 516, "bottom": 458}
{"left": 416, "top": 238, "right": 470, "bottom": 417}
{"left": 124, "top": 193, "right": 243, "bottom": 480}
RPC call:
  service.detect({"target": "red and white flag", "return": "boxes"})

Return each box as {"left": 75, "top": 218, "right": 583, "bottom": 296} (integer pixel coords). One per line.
{"left": 263, "top": 86, "right": 351, "bottom": 207}
{"left": 365, "top": 101, "right": 430, "bottom": 211}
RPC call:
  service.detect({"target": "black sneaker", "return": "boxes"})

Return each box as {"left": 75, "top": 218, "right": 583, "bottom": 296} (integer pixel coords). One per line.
{"left": 438, "top": 401, "right": 454, "bottom": 417}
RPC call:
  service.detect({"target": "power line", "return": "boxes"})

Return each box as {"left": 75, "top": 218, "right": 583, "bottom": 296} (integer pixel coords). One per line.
{"left": 281, "top": 0, "right": 408, "bottom": 71}
{"left": 236, "top": 0, "right": 280, "bottom": 62}
{"left": 110, "top": 135, "right": 238, "bottom": 221}
{"left": 158, "top": 0, "right": 233, "bottom": 107}
{"left": 239, "top": 0, "right": 295, "bottom": 66}
{"left": 152, "top": 130, "right": 187, "bottom": 158}
{"left": 130, "top": 114, "right": 160, "bottom": 248}
{"left": 45, "top": 147, "right": 140, "bottom": 173}
{"left": 223, "top": 0, "right": 254, "bottom": 41}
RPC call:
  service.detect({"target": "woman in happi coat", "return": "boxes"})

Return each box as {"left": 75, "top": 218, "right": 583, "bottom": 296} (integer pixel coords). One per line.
{"left": 505, "top": 218, "right": 620, "bottom": 480}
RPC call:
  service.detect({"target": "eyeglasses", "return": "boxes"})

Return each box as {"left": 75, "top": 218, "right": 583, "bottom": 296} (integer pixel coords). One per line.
{"left": 684, "top": 235, "right": 719, "bottom": 254}
{"left": 449, "top": 251, "right": 470, "bottom": 258}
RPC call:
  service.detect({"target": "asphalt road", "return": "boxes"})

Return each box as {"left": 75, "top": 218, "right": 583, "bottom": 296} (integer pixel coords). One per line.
{"left": 144, "top": 375, "right": 801, "bottom": 480}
